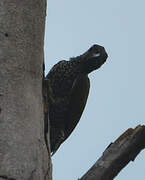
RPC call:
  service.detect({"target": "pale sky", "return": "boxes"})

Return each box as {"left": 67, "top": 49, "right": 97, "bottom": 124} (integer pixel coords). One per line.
{"left": 45, "top": 0, "right": 145, "bottom": 179}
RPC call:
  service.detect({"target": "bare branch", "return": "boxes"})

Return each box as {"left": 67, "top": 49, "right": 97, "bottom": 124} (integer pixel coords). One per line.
{"left": 79, "top": 125, "right": 145, "bottom": 180}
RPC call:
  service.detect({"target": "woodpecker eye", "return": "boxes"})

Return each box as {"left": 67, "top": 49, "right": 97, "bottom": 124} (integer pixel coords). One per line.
{"left": 92, "top": 53, "right": 100, "bottom": 57}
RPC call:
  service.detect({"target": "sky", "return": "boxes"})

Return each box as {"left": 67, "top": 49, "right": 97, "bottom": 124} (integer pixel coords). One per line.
{"left": 45, "top": 0, "right": 145, "bottom": 179}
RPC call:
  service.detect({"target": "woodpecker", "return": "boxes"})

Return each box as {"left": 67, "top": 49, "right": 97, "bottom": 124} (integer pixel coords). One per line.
{"left": 45, "top": 44, "right": 108, "bottom": 155}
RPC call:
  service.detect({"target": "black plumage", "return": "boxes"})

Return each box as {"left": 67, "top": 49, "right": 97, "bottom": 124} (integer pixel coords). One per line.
{"left": 46, "top": 44, "right": 108, "bottom": 155}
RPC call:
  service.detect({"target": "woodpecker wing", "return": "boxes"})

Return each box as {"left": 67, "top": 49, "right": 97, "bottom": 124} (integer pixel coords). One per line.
{"left": 65, "top": 74, "right": 90, "bottom": 139}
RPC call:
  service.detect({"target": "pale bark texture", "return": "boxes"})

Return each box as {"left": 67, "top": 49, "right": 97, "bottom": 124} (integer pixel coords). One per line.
{"left": 79, "top": 125, "right": 145, "bottom": 180}
{"left": 0, "top": 1, "right": 52, "bottom": 180}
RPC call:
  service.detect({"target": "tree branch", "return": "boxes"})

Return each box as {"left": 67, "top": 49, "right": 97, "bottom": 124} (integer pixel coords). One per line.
{"left": 79, "top": 125, "right": 145, "bottom": 180}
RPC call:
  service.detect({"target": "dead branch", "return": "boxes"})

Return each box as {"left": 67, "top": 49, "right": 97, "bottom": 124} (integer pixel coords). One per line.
{"left": 79, "top": 125, "right": 145, "bottom": 180}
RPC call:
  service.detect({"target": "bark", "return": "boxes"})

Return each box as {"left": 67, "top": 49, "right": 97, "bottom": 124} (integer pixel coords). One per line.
{"left": 79, "top": 125, "right": 145, "bottom": 180}
{"left": 0, "top": 1, "right": 52, "bottom": 180}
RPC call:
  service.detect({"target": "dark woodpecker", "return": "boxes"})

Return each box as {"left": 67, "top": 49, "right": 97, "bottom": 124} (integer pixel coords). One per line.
{"left": 45, "top": 44, "right": 108, "bottom": 155}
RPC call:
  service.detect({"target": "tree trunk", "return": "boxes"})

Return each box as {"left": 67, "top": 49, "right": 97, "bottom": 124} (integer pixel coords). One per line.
{"left": 0, "top": 1, "right": 52, "bottom": 179}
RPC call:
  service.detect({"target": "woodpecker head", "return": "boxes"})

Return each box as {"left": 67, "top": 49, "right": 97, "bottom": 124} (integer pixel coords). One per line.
{"left": 79, "top": 44, "right": 108, "bottom": 74}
